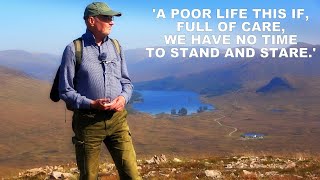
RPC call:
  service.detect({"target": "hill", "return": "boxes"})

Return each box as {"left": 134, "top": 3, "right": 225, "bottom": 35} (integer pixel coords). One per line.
{"left": 0, "top": 66, "right": 74, "bottom": 177}
{"left": 256, "top": 77, "right": 294, "bottom": 93}
{"left": 0, "top": 50, "right": 60, "bottom": 81}
{"left": 3, "top": 64, "right": 320, "bottom": 177}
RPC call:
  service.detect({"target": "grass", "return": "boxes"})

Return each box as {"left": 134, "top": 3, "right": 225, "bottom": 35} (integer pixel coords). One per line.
{"left": 1, "top": 68, "right": 320, "bottom": 179}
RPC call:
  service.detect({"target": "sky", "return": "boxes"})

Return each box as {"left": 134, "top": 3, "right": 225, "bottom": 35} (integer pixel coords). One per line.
{"left": 0, "top": 0, "right": 319, "bottom": 55}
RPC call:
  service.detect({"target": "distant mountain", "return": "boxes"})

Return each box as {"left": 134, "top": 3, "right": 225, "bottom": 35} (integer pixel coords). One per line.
{"left": 0, "top": 48, "right": 231, "bottom": 83}
{"left": 126, "top": 46, "right": 234, "bottom": 82}
{"left": 127, "top": 44, "right": 320, "bottom": 82}
{"left": 288, "top": 42, "right": 315, "bottom": 49}
{"left": 134, "top": 43, "right": 320, "bottom": 96}
{"left": 1, "top": 43, "right": 319, "bottom": 84}
{"left": 128, "top": 57, "right": 235, "bottom": 82}
{"left": 135, "top": 66, "right": 242, "bottom": 97}
{"left": 125, "top": 48, "right": 151, "bottom": 64}
{"left": 256, "top": 77, "right": 294, "bottom": 93}
{"left": 0, "top": 50, "right": 60, "bottom": 81}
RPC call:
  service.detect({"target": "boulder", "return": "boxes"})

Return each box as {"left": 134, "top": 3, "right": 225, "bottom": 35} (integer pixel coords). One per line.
{"left": 205, "top": 170, "right": 222, "bottom": 179}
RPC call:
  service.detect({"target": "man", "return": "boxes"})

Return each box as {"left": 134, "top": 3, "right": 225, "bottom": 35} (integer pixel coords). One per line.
{"left": 59, "top": 2, "right": 140, "bottom": 179}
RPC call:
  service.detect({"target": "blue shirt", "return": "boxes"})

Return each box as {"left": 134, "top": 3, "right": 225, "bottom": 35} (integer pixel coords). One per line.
{"left": 59, "top": 30, "right": 133, "bottom": 110}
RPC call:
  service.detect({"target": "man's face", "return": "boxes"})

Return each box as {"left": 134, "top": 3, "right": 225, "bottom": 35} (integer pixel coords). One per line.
{"left": 92, "top": 15, "right": 114, "bottom": 36}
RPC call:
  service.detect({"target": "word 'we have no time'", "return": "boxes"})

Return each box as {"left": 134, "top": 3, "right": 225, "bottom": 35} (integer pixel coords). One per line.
{"left": 146, "top": 8, "right": 317, "bottom": 59}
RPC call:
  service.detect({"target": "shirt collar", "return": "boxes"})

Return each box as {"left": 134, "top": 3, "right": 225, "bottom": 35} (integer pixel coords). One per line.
{"left": 82, "top": 29, "right": 109, "bottom": 46}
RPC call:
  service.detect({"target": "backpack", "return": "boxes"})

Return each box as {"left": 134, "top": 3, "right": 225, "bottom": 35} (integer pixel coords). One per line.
{"left": 50, "top": 37, "right": 121, "bottom": 102}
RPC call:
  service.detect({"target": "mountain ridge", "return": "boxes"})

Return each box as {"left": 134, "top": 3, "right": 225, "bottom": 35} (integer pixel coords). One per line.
{"left": 1, "top": 43, "right": 318, "bottom": 83}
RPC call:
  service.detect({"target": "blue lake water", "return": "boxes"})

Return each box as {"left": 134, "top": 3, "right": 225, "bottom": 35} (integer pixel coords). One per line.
{"left": 132, "top": 90, "right": 214, "bottom": 115}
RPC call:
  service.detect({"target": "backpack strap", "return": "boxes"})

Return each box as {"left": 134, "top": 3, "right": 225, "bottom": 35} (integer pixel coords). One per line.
{"left": 73, "top": 37, "right": 83, "bottom": 72}
{"left": 110, "top": 38, "right": 121, "bottom": 56}
{"left": 49, "top": 38, "right": 83, "bottom": 103}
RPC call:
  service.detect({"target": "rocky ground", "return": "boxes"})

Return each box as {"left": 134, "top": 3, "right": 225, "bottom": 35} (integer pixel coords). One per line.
{"left": 5, "top": 155, "right": 320, "bottom": 179}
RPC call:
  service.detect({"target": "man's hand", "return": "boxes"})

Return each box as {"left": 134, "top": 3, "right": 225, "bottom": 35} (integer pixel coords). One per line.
{"left": 90, "top": 96, "right": 125, "bottom": 111}
{"left": 90, "top": 98, "right": 112, "bottom": 110}
{"left": 109, "top": 96, "right": 126, "bottom": 112}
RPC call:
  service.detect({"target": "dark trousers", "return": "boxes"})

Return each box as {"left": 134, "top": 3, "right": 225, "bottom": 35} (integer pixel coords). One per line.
{"left": 72, "top": 109, "right": 140, "bottom": 180}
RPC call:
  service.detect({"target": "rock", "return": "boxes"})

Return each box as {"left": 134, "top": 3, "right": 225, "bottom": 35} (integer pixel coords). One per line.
{"left": 26, "top": 167, "right": 43, "bottom": 173}
{"left": 106, "top": 164, "right": 115, "bottom": 171}
{"left": 154, "top": 158, "right": 160, "bottom": 164}
{"left": 146, "top": 155, "right": 167, "bottom": 164}
{"left": 159, "top": 173, "right": 170, "bottom": 177}
{"left": 146, "top": 158, "right": 154, "bottom": 164}
{"left": 239, "top": 156, "right": 248, "bottom": 160}
{"left": 51, "top": 171, "right": 63, "bottom": 179}
{"left": 258, "top": 172, "right": 264, "bottom": 178}
{"left": 243, "top": 170, "right": 255, "bottom": 176}
{"left": 143, "top": 170, "right": 156, "bottom": 178}
{"left": 61, "top": 173, "right": 75, "bottom": 178}
{"left": 25, "top": 168, "right": 45, "bottom": 176}
{"left": 205, "top": 170, "right": 222, "bottom": 179}
{"left": 146, "top": 155, "right": 158, "bottom": 164}
{"left": 173, "top": 158, "right": 182, "bottom": 163}
{"left": 70, "top": 167, "right": 79, "bottom": 174}
{"left": 286, "top": 162, "right": 296, "bottom": 169}
{"left": 98, "top": 171, "right": 109, "bottom": 176}
{"left": 238, "top": 163, "right": 247, "bottom": 168}
{"left": 101, "top": 168, "right": 108, "bottom": 173}
{"left": 249, "top": 163, "right": 255, "bottom": 168}
{"left": 51, "top": 171, "right": 75, "bottom": 179}
{"left": 294, "top": 175, "right": 304, "bottom": 179}
{"left": 230, "top": 172, "right": 237, "bottom": 178}
{"left": 171, "top": 168, "right": 176, "bottom": 173}
{"left": 160, "top": 154, "right": 167, "bottom": 162}
{"left": 265, "top": 171, "right": 278, "bottom": 176}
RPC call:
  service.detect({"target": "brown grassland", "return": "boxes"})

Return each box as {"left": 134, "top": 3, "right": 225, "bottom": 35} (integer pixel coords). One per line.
{"left": 1, "top": 68, "right": 320, "bottom": 178}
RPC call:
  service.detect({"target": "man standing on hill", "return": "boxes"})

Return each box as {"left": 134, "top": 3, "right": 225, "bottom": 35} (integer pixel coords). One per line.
{"left": 59, "top": 2, "right": 140, "bottom": 179}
